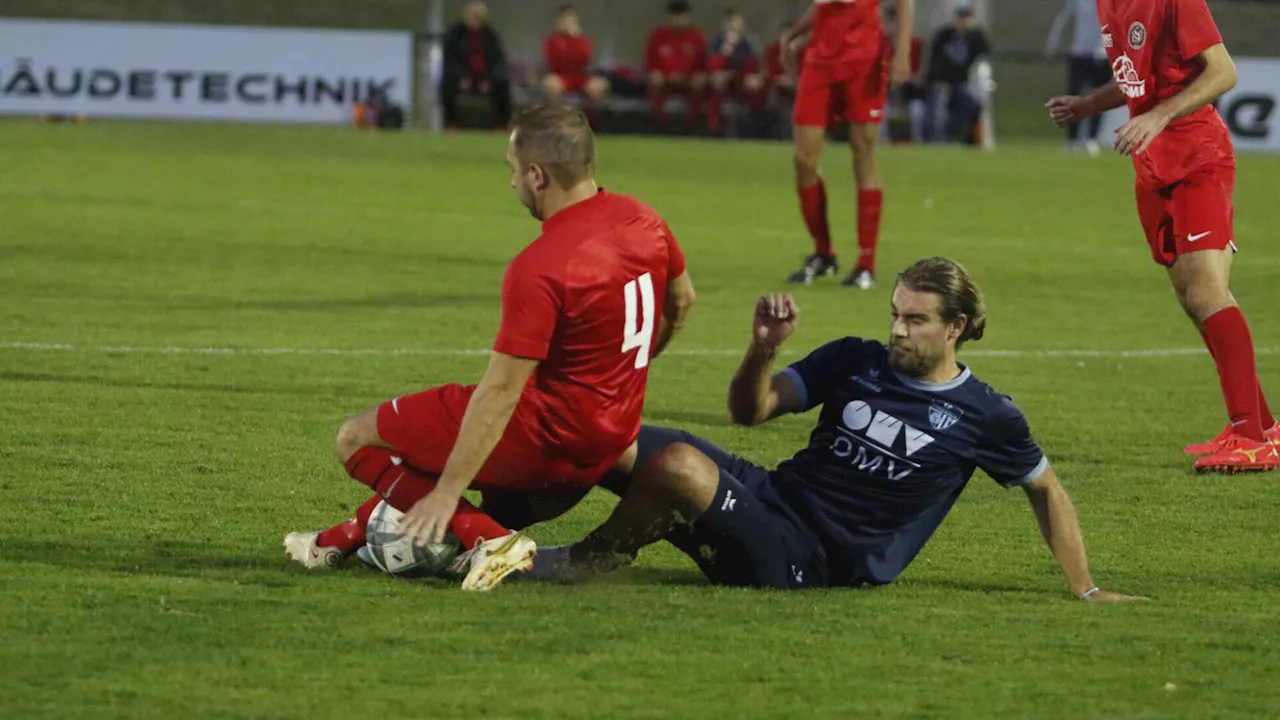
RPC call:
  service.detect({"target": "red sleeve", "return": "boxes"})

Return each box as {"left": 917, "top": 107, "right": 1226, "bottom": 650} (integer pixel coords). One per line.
{"left": 492, "top": 250, "right": 562, "bottom": 360}
{"left": 693, "top": 30, "right": 709, "bottom": 70}
{"left": 543, "top": 36, "right": 556, "bottom": 69}
{"left": 646, "top": 30, "right": 664, "bottom": 71}
{"left": 744, "top": 55, "right": 761, "bottom": 75}
{"left": 1173, "top": 0, "right": 1223, "bottom": 61}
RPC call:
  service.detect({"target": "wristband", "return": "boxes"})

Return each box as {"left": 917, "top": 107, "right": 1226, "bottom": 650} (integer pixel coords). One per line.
{"left": 1080, "top": 587, "right": 1100, "bottom": 599}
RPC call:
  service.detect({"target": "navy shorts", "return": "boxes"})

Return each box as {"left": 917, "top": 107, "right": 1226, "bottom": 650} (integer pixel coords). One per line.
{"left": 636, "top": 426, "right": 828, "bottom": 590}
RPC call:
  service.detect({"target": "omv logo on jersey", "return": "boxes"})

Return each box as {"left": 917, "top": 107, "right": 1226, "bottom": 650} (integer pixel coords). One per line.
{"left": 830, "top": 401, "right": 936, "bottom": 481}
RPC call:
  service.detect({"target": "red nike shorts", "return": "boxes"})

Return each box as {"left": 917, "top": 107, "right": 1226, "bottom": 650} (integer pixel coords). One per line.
{"left": 793, "top": 58, "right": 888, "bottom": 127}
{"left": 1136, "top": 163, "right": 1237, "bottom": 267}
{"left": 375, "top": 383, "right": 622, "bottom": 492}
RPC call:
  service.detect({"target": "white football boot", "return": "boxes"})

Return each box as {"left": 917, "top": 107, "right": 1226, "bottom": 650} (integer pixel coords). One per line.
{"left": 453, "top": 532, "right": 538, "bottom": 591}
{"left": 283, "top": 531, "right": 343, "bottom": 569}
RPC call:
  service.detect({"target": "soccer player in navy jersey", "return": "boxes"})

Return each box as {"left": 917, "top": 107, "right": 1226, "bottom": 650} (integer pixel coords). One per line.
{"left": 530, "top": 257, "right": 1143, "bottom": 601}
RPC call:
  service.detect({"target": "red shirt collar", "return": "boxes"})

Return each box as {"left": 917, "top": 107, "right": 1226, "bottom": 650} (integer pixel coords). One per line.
{"left": 541, "top": 188, "right": 606, "bottom": 234}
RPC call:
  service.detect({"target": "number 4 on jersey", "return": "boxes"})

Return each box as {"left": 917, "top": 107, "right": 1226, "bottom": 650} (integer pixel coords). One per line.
{"left": 622, "top": 273, "right": 655, "bottom": 369}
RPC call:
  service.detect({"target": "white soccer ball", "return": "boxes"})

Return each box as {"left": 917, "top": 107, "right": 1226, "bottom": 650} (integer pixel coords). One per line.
{"left": 365, "top": 500, "right": 463, "bottom": 578}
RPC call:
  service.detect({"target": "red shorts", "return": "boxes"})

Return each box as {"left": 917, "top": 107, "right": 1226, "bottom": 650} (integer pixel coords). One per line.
{"left": 553, "top": 73, "right": 590, "bottom": 93}
{"left": 1136, "top": 163, "right": 1237, "bottom": 267}
{"left": 793, "top": 59, "right": 887, "bottom": 127}
{"left": 375, "top": 383, "right": 623, "bottom": 492}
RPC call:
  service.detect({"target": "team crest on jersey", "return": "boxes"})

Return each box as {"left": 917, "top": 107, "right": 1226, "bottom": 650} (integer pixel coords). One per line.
{"left": 1112, "top": 54, "right": 1146, "bottom": 98}
{"left": 1128, "top": 22, "right": 1146, "bottom": 50}
{"left": 928, "top": 401, "right": 963, "bottom": 431}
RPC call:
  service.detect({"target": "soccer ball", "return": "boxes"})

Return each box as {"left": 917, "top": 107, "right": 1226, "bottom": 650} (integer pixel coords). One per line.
{"left": 365, "top": 500, "right": 463, "bottom": 578}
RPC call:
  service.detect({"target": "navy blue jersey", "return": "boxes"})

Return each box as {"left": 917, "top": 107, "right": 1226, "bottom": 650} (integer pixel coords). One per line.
{"left": 772, "top": 337, "right": 1047, "bottom": 587}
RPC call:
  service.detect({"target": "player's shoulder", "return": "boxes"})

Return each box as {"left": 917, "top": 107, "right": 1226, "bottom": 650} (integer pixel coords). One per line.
{"left": 805, "top": 335, "right": 884, "bottom": 366}
{"left": 958, "top": 370, "right": 1030, "bottom": 425}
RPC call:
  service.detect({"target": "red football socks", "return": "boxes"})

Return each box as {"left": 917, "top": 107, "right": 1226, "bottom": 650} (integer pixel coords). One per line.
{"left": 1200, "top": 325, "right": 1275, "bottom": 431}
{"left": 337, "top": 446, "right": 511, "bottom": 550}
{"left": 857, "top": 188, "right": 883, "bottom": 273}
{"left": 1201, "top": 307, "right": 1266, "bottom": 442}
{"left": 798, "top": 180, "right": 833, "bottom": 258}
{"left": 707, "top": 91, "right": 725, "bottom": 134}
{"left": 315, "top": 495, "right": 383, "bottom": 556}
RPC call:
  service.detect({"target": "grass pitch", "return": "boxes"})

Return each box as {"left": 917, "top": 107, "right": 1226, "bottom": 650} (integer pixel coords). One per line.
{"left": 1, "top": 120, "right": 1278, "bottom": 719}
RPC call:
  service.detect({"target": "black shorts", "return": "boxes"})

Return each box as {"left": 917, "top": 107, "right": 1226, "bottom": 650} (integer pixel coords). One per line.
{"left": 636, "top": 426, "right": 828, "bottom": 589}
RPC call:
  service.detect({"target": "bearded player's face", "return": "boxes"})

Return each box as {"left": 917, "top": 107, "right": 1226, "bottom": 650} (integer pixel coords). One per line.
{"left": 507, "top": 135, "right": 542, "bottom": 220}
{"left": 888, "top": 285, "right": 953, "bottom": 378}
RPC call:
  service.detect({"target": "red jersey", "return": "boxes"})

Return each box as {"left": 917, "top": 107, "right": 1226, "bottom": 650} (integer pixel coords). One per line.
{"left": 493, "top": 191, "right": 685, "bottom": 464}
{"left": 1098, "top": 0, "right": 1233, "bottom": 186}
{"left": 545, "top": 32, "right": 593, "bottom": 77}
{"left": 646, "top": 26, "right": 708, "bottom": 75}
{"left": 808, "top": 0, "right": 885, "bottom": 69}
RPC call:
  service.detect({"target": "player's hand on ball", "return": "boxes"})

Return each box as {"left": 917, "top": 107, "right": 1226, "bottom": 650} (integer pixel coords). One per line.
{"left": 1044, "top": 95, "right": 1086, "bottom": 126}
{"left": 1114, "top": 111, "right": 1169, "bottom": 156}
{"left": 399, "top": 487, "right": 460, "bottom": 546}
{"left": 1083, "top": 589, "right": 1149, "bottom": 603}
{"left": 754, "top": 293, "right": 800, "bottom": 349}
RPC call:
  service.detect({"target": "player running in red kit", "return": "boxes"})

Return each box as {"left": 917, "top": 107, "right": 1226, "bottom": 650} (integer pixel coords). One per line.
{"left": 284, "top": 106, "right": 698, "bottom": 587}
{"left": 1046, "top": 0, "right": 1277, "bottom": 473}
{"left": 782, "top": 0, "right": 914, "bottom": 289}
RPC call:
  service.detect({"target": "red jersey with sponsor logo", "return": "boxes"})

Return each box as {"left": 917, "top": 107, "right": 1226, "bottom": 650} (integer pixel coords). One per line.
{"left": 545, "top": 32, "right": 593, "bottom": 77}
{"left": 1098, "top": 0, "right": 1233, "bottom": 186}
{"left": 808, "top": 0, "right": 885, "bottom": 68}
{"left": 493, "top": 191, "right": 686, "bottom": 464}
{"left": 646, "top": 26, "right": 708, "bottom": 75}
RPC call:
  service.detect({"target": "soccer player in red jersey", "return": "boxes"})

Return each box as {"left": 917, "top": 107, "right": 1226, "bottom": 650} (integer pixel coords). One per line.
{"left": 645, "top": 1, "right": 709, "bottom": 133}
{"left": 542, "top": 5, "right": 610, "bottom": 104}
{"left": 782, "top": 0, "right": 914, "bottom": 290}
{"left": 284, "top": 106, "right": 698, "bottom": 587}
{"left": 1046, "top": 0, "right": 1277, "bottom": 473}
{"left": 705, "top": 8, "right": 765, "bottom": 137}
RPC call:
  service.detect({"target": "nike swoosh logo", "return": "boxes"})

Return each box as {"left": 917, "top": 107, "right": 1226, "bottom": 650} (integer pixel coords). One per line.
{"left": 1188, "top": 231, "right": 1212, "bottom": 242}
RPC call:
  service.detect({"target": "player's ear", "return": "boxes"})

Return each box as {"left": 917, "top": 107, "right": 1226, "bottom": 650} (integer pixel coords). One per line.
{"left": 529, "top": 163, "right": 552, "bottom": 191}
{"left": 950, "top": 314, "right": 968, "bottom": 341}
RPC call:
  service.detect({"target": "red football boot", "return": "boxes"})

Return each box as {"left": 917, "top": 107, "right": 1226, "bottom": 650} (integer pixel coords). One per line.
{"left": 1193, "top": 434, "right": 1280, "bottom": 474}
{"left": 1186, "top": 422, "right": 1280, "bottom": 455}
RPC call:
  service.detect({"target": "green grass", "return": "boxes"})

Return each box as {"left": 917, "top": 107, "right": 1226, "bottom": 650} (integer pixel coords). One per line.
{"left": 1, "top": 120, "right": 1278, "bottom": 719}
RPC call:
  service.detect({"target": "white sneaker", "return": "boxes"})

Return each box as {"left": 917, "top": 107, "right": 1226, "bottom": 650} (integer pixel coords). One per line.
{"left": 454, "top": 533, "right": 538, "bottom": 591}
{"left": 283, "top": 531, "right": 343, "bottom": 569}
{"left": 1084, "top": 140, "right": 1101, "bottom": 157}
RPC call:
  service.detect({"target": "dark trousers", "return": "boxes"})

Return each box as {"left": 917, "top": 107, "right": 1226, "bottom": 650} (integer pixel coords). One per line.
{"left": 1066, "top": 55, "right": 1113, "bottom": 142}
{"left": 441, "top": 72, "right": 512, "bottom": 127}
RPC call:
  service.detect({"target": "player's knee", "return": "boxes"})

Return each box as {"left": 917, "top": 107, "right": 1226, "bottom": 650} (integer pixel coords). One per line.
{"left": 1176, "top": 278, "right": 1234, "bottom": 323}
{"left": 743, "top": 74, "right": 765, "bottom": 93}
{"left": 542, "top": 74, "right": 565, "bottom": 97}
{"left": 690, "top": 72, "right": 708, "bottom": 90}
{"left": 587, "top": 76, "right": 610, "bottom": 99}
{"left": 643, "top": 443, "right": 718, "bottom": 511}
{"left": 793, "top": 149, "right": 820, "bottom": 176}
{"left": 709, "top": 72, "right": 730, "bottom": 92}
{"left": 334, "top": 411, "right": 377, "bottom": 463}
{"left": 647, "top": 71, "right": 666, "bottom": 89}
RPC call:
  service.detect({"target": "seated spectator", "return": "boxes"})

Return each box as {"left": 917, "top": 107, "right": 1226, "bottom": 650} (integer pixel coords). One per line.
{"left": 924, "top": 6, "right": 990, "bottom": 145}
{"left": 441, "top": 1, "right": 511, "bottom": 130}
{"left": 542, "top": 5, "right": 610, "bottom": 104}
{"left": 884, "top": 6, "right": 926, "bottom": 144}
{"left": 706, "top": 7, "right": 765, "bottom": 136}
{"left": 645, "top": 0, "right": 708, "bottom": 133}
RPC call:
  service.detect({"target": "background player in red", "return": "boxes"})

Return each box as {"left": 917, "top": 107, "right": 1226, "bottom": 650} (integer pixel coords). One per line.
{"left": 284, "top": 106, "right": 698, "bottom": 588}
{"left": 542, "top": 4, "right": 610, "bottom": 106}
{"left": 1046, "top": 0, "right": 1277, "bottom": 473}
{"left": 705, "top": 8, "right": 765, "bottom": 137}
{"left": 782, "top": 0, "right": 915, "bottom": 290}
{"left": 646, "top": 1, "right": 708, "bottom": 133}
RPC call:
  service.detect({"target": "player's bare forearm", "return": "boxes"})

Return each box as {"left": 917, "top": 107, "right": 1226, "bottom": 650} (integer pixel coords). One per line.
{"left": 783, "top": 3, "right": 816, "bottom": 43}
{"left": 1022, "top": 467, "right": 1096, "bottom": 597}
{"left": 1149, "top": 43, "right": 1237, "bottom": 124}
{"left": 1084, "top": 82, "right": 1126, "bottom": 116}
{"left": 894, "top": 0, "right": 915, "bottom": 63}
{"left": 654, "top": 272, "right": 696, "bottom": 358}
{"left": 728, "top": 344, "right": 779, "bottom": 426}
{"left": 435, "top": 352, "right": 538, "bottom": 497}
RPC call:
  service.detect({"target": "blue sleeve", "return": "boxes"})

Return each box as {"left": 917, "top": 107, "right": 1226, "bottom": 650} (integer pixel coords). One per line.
{"left": 778, "top": 338, "right": 860, "bottom": 412}
{"left": 975, "top": 397, "right": 1048, "bottom": 488}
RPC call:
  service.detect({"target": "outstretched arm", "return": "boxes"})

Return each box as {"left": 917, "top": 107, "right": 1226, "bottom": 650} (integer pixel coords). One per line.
{"left": 1021, "top": 466, "right": 1146, "bottom": 602}
{"left": 1046, "top": 81, "right": 1126, "bottom": 125}
{"left": 398, "top": 351, "right": 537, "bottom": 544}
